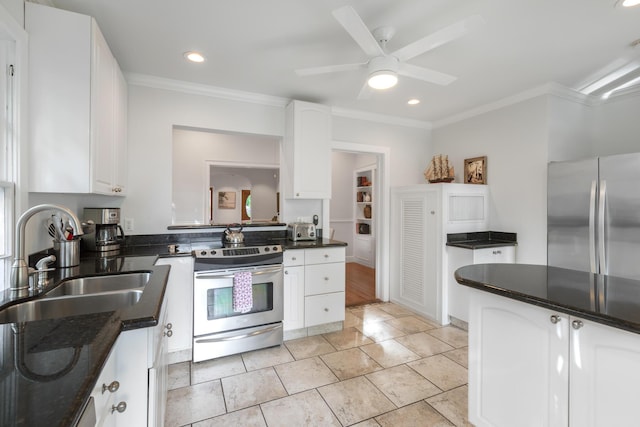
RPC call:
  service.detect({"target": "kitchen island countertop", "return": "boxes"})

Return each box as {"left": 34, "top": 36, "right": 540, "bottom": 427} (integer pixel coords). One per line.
{"left": 455, "top": 263, "right": 640, "bottom": 335}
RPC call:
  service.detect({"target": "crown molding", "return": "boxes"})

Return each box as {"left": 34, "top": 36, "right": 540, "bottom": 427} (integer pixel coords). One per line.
{"left": 125, "top": 73, "right": 289, "bottom": 108}
{"left": 433, "top": 82, "right": 594, "bottom": 129}
{"left": 601, "top": 83, "right": 640, "bottom": 103}
{"left": 331, "top": 106, "right": 432, "bottom": 130}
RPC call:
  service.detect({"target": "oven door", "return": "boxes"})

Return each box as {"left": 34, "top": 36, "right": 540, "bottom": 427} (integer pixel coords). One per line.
{"left": 193, "top": 264, "right": 283, "bottom": 337}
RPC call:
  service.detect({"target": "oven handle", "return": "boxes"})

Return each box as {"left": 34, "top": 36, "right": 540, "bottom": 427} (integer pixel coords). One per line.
{"left": 194, "top": 265, "right": 283, "bottom": 280}
{"left": 194, "top": 323, "right": 283, "bottom": 343}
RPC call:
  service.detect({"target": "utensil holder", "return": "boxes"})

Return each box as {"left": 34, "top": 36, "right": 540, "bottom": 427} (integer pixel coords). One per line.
{"left": 54, "top": 239, "right": 80, "bottom": 267}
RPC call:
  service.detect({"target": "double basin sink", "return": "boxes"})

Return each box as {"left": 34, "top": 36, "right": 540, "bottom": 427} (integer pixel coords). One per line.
{"left": 0, "top": 272, "right": 151, "bottom": 324}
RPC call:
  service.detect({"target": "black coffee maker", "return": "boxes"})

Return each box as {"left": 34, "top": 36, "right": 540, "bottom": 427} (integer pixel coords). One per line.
{"left": 82, "top": 208, "right": 125, "bottom": 252}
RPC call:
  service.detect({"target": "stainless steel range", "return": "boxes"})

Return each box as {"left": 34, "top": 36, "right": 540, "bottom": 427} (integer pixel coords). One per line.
{"left": 192, "top": 242, "right": 284, "bottom": 363}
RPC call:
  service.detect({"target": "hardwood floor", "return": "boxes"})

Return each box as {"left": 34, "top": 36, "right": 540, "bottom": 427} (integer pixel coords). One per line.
{"left": 345, "top": 262, "right": 379, "bottom": 307}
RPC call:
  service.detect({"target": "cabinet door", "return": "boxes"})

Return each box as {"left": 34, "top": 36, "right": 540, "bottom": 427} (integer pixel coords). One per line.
{"left": 473, "top": 246, "right": 515, "bottom": 264}
{"left": 569, "top": 317, "right": 640, "bottom": 427}
{"left": 155, "top": 257, "right": 194, "bottom": 358}
{"left": 91, "top": 341, "right": 119, "bottom": 427}
{"left": 469, "top": 290, "right": 569, "bottom": 427}
{"left": 284, "top": 101, "right": 331, "bottom": 199}
{"left": 283, "top": 265, "right": 305, "bottom": 331}
{"left": 305, "top": 292, "right": 345, "bottom": 327}
{"left": 112, "top": 65, "right": 128, "bottom": 194}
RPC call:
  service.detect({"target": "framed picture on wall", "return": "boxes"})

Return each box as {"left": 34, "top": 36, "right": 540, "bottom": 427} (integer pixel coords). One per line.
{"left": 218, "top": 191, "right": 236, "bottom": 209}
{"left": 464, "top": 156, "right": 487, "bottom": 184}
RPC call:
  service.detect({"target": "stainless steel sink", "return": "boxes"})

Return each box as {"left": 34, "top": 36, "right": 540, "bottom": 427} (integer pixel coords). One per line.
{"left": 0, "top": 290, "right": 143, "bottom": 324}
{"left": 43, "top": 272, "right": 151, "bottom": 297}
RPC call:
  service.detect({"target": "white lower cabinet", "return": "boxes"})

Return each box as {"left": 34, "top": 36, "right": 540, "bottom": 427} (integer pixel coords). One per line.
{"left": 469, "top": 289, "right": 640, "bottom": 427}
{"left": 109, "top": 297, "right": 170, "bottom": 427}
{"left": 90, "top": 341, "right": 119, "bottom": 427}
{"left": 155, "top": 257, "right": 194, "bottom": 362}
{"left": 283, "top": 247, "right": 345, "bottom": 331}
{"left": 447, "top": 245, "right": 515, "bottom": 322}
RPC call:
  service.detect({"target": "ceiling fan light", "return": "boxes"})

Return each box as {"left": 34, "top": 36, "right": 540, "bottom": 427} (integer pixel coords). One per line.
{"left": 368, "top": 70, "right": 398, "bottom": 89}
{"left": 622, "top": 0, "right": 640, "bottom": 6}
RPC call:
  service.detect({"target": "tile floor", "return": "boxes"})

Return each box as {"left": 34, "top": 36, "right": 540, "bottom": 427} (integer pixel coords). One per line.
{"left": 165, "top": 302, "right": 470, "bottom": 426}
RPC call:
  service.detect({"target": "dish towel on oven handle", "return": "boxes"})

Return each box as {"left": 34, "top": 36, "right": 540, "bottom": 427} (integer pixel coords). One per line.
{"left": 232, "top": 271, "right": 253, "bottom": 313}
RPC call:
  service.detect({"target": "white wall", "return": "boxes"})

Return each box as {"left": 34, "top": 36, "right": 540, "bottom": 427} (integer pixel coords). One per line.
{"left": 330, "top": 151, "right": 356, "bottom": 256}
{"left": 432, "top": 96, "right": 550, "bottom": 264}
{"left": 592, "top": 92, "right": 640, "bottom": 157}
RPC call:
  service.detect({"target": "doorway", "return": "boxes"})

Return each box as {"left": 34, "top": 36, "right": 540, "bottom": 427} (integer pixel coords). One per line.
{"left": 329, "top": 142, "right": 391, "bottom": 306}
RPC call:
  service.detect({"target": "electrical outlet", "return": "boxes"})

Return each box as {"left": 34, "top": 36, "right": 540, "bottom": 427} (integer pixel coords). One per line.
{"left": 124, "top": 218, "right": 134, "bottom": 231}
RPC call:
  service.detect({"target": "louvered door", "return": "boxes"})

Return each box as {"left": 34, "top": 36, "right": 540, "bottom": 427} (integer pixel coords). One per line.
{"left": 390, "top": 187, "right": 440, "bottom": 320}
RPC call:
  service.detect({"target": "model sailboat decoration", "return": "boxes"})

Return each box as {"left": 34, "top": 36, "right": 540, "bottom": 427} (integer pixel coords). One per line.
{"left": 424, "top": 154, "right": 455, "bottom": 183}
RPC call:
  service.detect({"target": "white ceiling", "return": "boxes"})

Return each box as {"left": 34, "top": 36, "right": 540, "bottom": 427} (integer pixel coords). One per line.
{"left": 49, "top": 0, "right": 640, "bottom": 123}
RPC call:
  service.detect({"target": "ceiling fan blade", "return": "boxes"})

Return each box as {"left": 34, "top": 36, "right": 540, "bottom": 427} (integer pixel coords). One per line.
{"left": 357, "top": 81, "right": 373, "bottom": 100}
{"left": 295, "top": 62, "right": 365, "bottom": 76}
{"left": 392, "top": 15, "right": 485, "bottom": 62}
{"left": 332, "top": 5, "right": 384, "bottom": 58}
{"left": 398, "top": 63, "right": 457, "bottom": 86}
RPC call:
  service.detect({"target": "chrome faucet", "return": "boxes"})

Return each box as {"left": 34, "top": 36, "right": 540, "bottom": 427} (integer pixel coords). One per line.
{"left": 10, "top": 204, "right": 84, "bottom": 295}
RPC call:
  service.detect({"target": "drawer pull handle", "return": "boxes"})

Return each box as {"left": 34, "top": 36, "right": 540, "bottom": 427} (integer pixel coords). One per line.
{"left": 324, "top": 308, "right": 329, "bottom": 312}
{"left": 111, "top": 401, "right": 127, "bottom": 414}
{"left": 324, "top": 254, "right": 329, "bottom": 258}
{"left": 550, "top": 315, "right": 561, "bottom": 324}
{"left": 102, "top": 381, "right": 120, "bottom": 394}
{"left": 285, "top": 270, "right": 289, "bottom": 275}
{"left": 292, "top": 257, "right": 297, "bottom": 261}
{"left": 166, "top": 323, "right": 173, "bottom": 330}
{"left": 324, "top": 277, "right": 329, "bottom": 281}
{"left": 492, "top": 250, "right": 502, "bottom": 255}
{"left": 164, "top": 329, "right": 173, "bottom": 337}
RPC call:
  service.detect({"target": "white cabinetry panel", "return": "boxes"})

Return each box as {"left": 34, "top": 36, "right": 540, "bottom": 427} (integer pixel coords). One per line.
{"left": 283, "top": 265, "right": 305, "bottom": 331}
{"left": 305, "top": 292, "right": 345, "bottom": 327}
{"left": 305, "top": 262, "right": 346, "bottom": 296}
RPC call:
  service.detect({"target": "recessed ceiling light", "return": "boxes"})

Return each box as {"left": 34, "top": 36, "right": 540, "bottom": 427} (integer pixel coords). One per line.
{"left": 407, "top": 99, "right": 420, "bottom": 105}
{"left": 184, "top": 51, "right": 205, "bottom": 63}
{"left": 622, "top": 0, "right": 640, "bottom": 6}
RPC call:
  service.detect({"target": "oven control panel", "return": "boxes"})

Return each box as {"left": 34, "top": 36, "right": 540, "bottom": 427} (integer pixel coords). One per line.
{"left": 195, "top": 245, "right": 282, "bottom": 259}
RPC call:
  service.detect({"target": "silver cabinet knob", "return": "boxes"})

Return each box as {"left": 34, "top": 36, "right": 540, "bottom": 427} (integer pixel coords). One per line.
{"left": 102, "top": 380, "right": 119, "bottom": 394}
{"left": 550, "top": 315, "right": 561, "bottom": 324}
{"left": 111, "top": 401, "right": 127, "bottom": 414}
{"left": 572, "top": 320, "right": 584, "bottom": 330}
{"left": 285, "top": 270, "right": 289, "bottom": 275}
{"left": 324, "top": 277, "right": 329, "bottom": 281}
{"left": 324, "top": 254, "right": 329, "bottom": 258}
{"left": 430, "top": 211, "right": 435, "bottom": 215}
{"left": 492, "top": 250, "right": 502, "bottom": 255}
{"left": 291, "top": 257, "right": 297, "bottom": 261}
{"left": 324, "top": 308, "right": 329, "bottom": 312}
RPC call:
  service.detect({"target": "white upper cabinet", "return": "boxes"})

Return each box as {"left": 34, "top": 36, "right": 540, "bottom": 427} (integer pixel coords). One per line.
{"left": 26, "top": 3, "right": 127, "bottom": 195}
{"left": 283, "top": 100, "right": 331, "bottom": 199}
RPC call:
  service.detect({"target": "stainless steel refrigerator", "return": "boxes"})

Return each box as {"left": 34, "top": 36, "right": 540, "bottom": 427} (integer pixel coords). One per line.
{"left": 548, "top": 152, "right": 640, "bottom": 280}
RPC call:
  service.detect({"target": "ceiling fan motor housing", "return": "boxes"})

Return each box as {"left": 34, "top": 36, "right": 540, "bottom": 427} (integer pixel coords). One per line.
{"left": 368, "top": 55, "right": 399, "bottom": 74}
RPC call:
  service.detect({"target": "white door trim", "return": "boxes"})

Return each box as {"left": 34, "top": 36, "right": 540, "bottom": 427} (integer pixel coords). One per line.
{"left": 330, "top": 141, "right": 391, "bottom": 302}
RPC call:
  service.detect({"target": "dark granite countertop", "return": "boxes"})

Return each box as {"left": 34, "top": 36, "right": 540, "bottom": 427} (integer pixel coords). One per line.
{"left": 0, "top": 255, "right": 169, "bottom": 426}
{"left": 455, "top": 263, "right": 640, "bottom": 335}
{"left": 446, "top": 231, "right": 517, "bottom": 249}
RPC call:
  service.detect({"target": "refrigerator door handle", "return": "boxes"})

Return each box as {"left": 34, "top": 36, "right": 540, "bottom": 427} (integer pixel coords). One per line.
{"left": 589, "top": 180, "right": 597, "bottom": 274}
{"left": 598, "top": 180, "right": 607, "bottom": 275}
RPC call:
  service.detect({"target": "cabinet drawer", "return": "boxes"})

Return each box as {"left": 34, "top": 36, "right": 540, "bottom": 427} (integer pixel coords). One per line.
{"left": 305, "top": 247, "right": 345, "bottom": 265}
{"left": 283, "top": 249, "right": 305, "bottom": 266}
{"left": 473, "top": 246, "right": 515, "bottom": 264}
{"left": 305, "top": 292, "right": 345, "bottom": 327}
{"left": 305, "top": 262, "right": 345, "bottom": 296}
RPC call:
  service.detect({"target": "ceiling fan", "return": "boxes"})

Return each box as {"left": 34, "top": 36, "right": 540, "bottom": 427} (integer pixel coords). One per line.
{"left": 295, "top": 6, "right": 484, "bottom": 97}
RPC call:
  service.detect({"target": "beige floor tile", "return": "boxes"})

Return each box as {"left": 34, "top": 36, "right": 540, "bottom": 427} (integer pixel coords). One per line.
{"left": 352, "top": 420, "right": 381, "bottom": 427}
{"left": 427, "top": 385, "right": 473, "bottom": 427}
{"left": 274, "top": 356, "right": 339, "bottom": 394}
{"left": 323, "top": 327, "right": 374, "bottom": 350}
{"left": 321, "top": 347, "right": 383, "bottom": 380}
{"left": 191, "top": 354, "right": 246, "bottom": 384}
{"left": 351, "top": 306, "right": 396, "bottom": 323}
{"left": 357, "top": 321, "right": 406, "bottom": 342}
{"left": 395, "top": 332, "right": 454, "bottom": 357}
{"left": 359, "top": 339, "right": 420, "bottom": 368}
{"left": 168, "top": 361, "right": 190, "bottom": 390}
{"left": 318, "top": 376, "right": 396, "bottom": 425}
{"left": 366, "top": 364, "right": 442, "bottom": 406}
{"left": 428, "top": 326, "right": 469, "bottom": 348}
{"left": 165, "top": 380, "right": 226, "bottom": 427}
{"left": 284, "top": 334, "right": 336, "bottom": 359}
{"left": 221, "top": 367, "right": 287, "bottom": 412}
{"left": 408, "top": 354, "right": 468, "bottom": 391}
{"left": 385, "top": 315, "right": 438, "bottom": 334}
{"left": 344, "top": 310, "right": 364, "bottom": 328}
{"left": 443, "top": 346, "right": 469, "bottom": 368}
{"left": 375, "top": 401, "right": 454, "bottom": 427}
{"left": 192, "top": 406, "right": 266, "bottom": 427}
{"left": 376, "top": 303, "right": 414, "bottom": 317}
{"left": 241, "top": 344, "right": 294, "bottom": 371}
{"left": 261, "top": 389, "right": 341, "bottom": 427}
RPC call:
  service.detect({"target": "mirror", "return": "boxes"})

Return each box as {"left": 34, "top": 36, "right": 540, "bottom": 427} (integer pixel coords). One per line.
{"left": 172, "top": 127, "right": 280, "bottom": 225}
